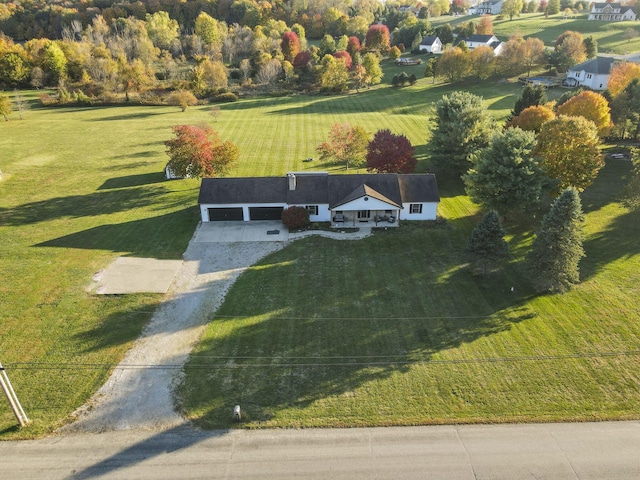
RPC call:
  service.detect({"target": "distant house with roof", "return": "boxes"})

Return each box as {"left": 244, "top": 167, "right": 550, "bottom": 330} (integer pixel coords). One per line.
{"left": 566, "top": 56, "right": 617, "bottom": 90}
{"left": 198, "top": 172, "right": 440, "bottom": 226}
{"left": 588, "top": 2, "right": 636, "bottom": 21}
{"left": 472, "top": 0, "right": 504, "bottom": 15}
{"left": 456, "top": 34, "right": 504, "bottom": 56}
{"left": 418, "top": 36, "right": 443, "bottom": 54}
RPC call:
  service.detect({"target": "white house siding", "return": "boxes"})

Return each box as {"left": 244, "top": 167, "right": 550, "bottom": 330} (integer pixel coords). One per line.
{"left": 419, "top": 37, "right": 442, "bottom": 54}
{"left": 568, "top": 70, "right": 609, "bottom": 90}
{"left": 401, "top": 203, "right": 438, "bottom": 221}
{"left": 584, "top": 73, "right": 610, "bottom": 90}
{"left": 289, "top": 204, "right": 331, "bottom": 222}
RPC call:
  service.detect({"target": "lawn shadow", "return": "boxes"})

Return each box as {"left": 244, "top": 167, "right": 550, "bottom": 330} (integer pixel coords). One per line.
{"left": 89, "top": 110, "right": 169, "bottom": 122}
{"left": 581, "top": 206, "right": 640, "bottom": 280}
{"left": 0, "top": 186, "right": 169, "bottom": 226}
{"left": 110, "top": 150, "right": 160, "bottom": 161}
{"left": 98, "top": 172, "right": 166, "bottom": 190}
{"left": 35, "top": 208, "right": 199, "bottom": 259}
{"left": 178, "top": 232, "right": 537, "bottom": 429}
{"left": 581, "top": 159, "right": 632, "bottom": 214}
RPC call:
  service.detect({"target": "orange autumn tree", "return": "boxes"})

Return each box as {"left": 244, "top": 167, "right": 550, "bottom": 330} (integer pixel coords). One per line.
{"left": 476, "top": 15, "right": 494, "bottom": 34}
{"left": 507, "top": 104, "right": 556, "bottom": 132}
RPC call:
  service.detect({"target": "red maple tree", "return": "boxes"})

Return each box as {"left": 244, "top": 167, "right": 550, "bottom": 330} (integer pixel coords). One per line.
{"left": 366, "top": 129, "right": 417, "bottom": 174}
{"left": 165, "top": 125, "right": 238, "bottom": 178}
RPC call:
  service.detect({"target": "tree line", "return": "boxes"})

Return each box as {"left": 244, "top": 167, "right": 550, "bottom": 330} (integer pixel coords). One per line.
{"left": 0, "top": 11, "right": 392, "bottom": 105}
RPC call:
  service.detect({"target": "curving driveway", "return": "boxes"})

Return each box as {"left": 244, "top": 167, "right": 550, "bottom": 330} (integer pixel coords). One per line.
{"left": 65, "top": 222, "right": 370, "bottom": 432}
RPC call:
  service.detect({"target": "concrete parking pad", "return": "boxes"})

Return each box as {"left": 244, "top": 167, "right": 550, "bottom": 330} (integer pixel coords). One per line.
{"left": 194, "top": 221, "right": 290, "bottom": 242}
{"left": 90, "top": 257, "right": 183, "bottom": 294}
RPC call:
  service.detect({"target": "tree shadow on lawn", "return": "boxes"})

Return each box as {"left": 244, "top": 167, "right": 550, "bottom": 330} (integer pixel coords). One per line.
{"left": 581, "top": 159, "right": 632, "bottom": 214}
{"left": 581, "top": 206, "right": 640, "bottom": 281}
{"left": 0, "top": 186, "right": 169, "bottom": 226}
{"left": 70, "top": 295, "right": 163, "bottom": 354}
{"left": 98, "top": 172, "right": 166, "bottom": 190}
{"left": 110, "top": 150, "right": 161, "bottom": 161}
{"left": 179, "top": 235, "right": 537, "bottom": 429}
{"left": 88, "top": 109, "right": 170, "bottom": 122}
{"left": 35, "top": 208, "right": 200, "bottom": 259}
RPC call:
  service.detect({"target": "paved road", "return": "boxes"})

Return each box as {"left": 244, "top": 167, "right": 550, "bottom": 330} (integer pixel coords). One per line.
{"left": 3, "top": 422, "right": 640, "bottom": 479}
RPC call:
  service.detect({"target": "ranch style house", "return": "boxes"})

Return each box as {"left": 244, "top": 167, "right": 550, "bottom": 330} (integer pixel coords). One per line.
{"left": 198, "top": 172, "right": 440, "bottom": 227}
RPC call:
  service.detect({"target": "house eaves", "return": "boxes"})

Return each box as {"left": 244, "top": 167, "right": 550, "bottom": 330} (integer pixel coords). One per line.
{"left": 331, "top": 183, "right": 402, "bottom": 210}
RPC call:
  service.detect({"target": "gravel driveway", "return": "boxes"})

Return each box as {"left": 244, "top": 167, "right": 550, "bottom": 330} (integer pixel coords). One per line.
{"left": 65, "top": 232, "right": 287, "bottom": 432}
{"left": 64, "top": 224, "right": 371, "bottom": 433}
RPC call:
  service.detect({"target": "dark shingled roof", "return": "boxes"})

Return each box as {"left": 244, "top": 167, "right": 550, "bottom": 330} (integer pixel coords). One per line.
{"left": 420, "top": 35, "right": 439, "bottom": 46}
{"left": 570, "top": 56, "right": 616, "bottom": 75}
{"left": 399, "top": 174, "right": 440, "bottom": 203}
{"left": 199, "top": 173, "right": 440, "bottom": 208}
{"left": 198, "top": 177, "right": 287, "bottom": 204}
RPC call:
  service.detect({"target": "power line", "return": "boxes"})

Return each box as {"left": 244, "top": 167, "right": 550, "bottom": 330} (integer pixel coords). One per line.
{"left": 7, "top": 349, "right": 640, "bottom": 370}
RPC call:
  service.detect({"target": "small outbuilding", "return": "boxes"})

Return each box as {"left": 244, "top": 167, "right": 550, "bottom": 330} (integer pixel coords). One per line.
{"left": 419, "top": 36, "right": 443, "bottom": 54}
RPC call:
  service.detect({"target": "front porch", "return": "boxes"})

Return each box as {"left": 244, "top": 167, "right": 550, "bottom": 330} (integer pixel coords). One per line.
{"left": 331, "top": 209, "right": 399, "bottom": 228}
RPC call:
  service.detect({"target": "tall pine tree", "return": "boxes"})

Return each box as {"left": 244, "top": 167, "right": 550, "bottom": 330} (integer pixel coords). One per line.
{"left": 463, "top": 127, "right": 545, "bottom": 216}
{"left": 466, "top": 210, "right": 509, "bottom": 275}
{"left": 430, "top": 91, "right": 497, "bottom": 176}
{"left": 526, "top": 188, "right": 585, "bottom": 292}
{"left": 509, "top": 84, "right": 547, "bottom": 120}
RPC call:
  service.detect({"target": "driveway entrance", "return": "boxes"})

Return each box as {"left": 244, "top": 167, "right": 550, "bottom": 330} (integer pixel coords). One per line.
{"left": 194, "top": 221, "right": 289, "bottom": 242}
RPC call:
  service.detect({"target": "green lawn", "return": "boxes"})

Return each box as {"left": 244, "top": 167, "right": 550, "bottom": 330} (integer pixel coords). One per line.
{"left": 1, "top": 72, "right": 639, "bottom": 437}
{"left": 178, "top": 159, "right": 640, "bottom": 429}
{"left": 430, "top": 12, "right": 640, "bottom": 54}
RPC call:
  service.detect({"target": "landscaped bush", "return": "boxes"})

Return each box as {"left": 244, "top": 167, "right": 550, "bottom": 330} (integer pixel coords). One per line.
{"left": 210, "top": 92, "right": 238, "bottom": 103}
{"left": 281, "top": 206, "right": 310, "bottom": 230}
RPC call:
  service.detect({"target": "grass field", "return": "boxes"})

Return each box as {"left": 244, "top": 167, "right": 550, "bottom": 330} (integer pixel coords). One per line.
{"left": 1, "top": 69, "right": 639, "bottom": 437}
{"left": 430, "top": 12, "right": 640, "bottom": 54}
{"left": 176, "top": 159, "right": 640, "bottom": 429}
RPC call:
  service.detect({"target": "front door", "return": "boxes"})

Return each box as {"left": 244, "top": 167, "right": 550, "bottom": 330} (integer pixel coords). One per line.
{"left": 357, "top": 210, "right": 370, "bottom": 220}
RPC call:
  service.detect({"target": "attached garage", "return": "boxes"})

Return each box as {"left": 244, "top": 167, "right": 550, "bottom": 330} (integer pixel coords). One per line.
{"left": 208, "top": 207, "right": 244, "bottom": 221}
{"left": 249, "top": 206, "right": 284, "bottom": 221}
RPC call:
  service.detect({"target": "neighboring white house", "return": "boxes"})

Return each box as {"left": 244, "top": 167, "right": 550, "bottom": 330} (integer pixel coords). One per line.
{"left": 566, "top": 56, "right": 617, "bottom": 90}
{"left": 473, "top": 0, "right": 504, "bottom": 15}
{"left": 457, "top": 34, "right": 504, "bottom": 56}
{"left": 198, "top": 172, "right": 440, "bottom": 226}
{"left": 419, "top": 36, "right": 443, "bottom": 54}
{"left": 588, "top": 2, "right": 636, "bottom": 21}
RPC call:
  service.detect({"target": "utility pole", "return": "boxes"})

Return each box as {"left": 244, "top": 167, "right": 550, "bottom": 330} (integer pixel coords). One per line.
{"left": 0, "top": 361, "right": 29, "bottom": 427}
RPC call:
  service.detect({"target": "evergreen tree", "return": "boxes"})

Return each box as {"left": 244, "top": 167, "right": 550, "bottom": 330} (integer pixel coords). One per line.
{"left": 546, "top": 0, "right": 561, "bottom": 14}
{"left": 510, "top": 84, "right": 547, "bottom": 119}
{"left": 526, "top": 188, "right": 585, "bottom": 293}
{"left": 466, "top": 210, "right": 509, "bottom": 275}
{"left": 583, "top": 36, "right": 597, "bottom": 59}
{"left": 435, "top": 23, "right": 454, "bottom": 45}
{"left": 430, "top": 91, "right": 497, "bottom": 176}
{"left": 463, "top": 127, "right": 545, "bottom": 215}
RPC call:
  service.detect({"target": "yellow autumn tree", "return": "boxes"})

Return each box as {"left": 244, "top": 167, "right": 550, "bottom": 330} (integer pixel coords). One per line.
{"left": 608, "top": 62, "right": 640, "bottom": 97}
{"left": 556, "top": 90, "right": 612, "bottom": 138}
{"left": 534, "top": 115, "right": 604, "bottom": 191}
